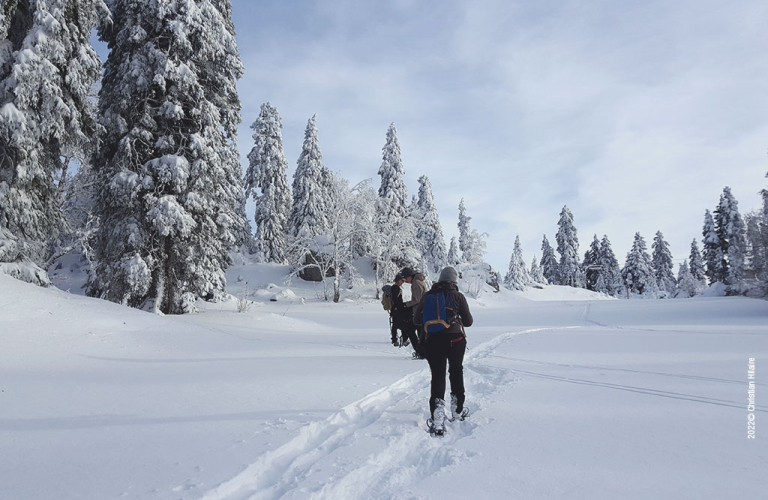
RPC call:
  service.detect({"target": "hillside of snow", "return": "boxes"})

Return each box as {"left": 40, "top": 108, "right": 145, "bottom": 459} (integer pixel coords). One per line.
{"left": 1, "top": 266, "right": 767, "bottom": 500}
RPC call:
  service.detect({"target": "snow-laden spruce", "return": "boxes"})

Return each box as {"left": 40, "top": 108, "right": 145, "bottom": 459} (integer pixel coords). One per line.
{"left": 622, "top": 232, "right": 658, "bottom": 296}
{"left": 582, "top": 235, "right": 602, "bottom": 291}
{"left": 377, "top": 123, "right": 408, "bottom": 220}
{"left": 414, "top": 176, "right": 447, "bottom": 274}
{"left": 504, "top": 235, "right": 530, "bottom": 290}
{"left": 540, "top": 235, "right": 559, "bottom": 285}
{"left": 688, "top": 239, "right": 707, "bottom": 285}
{"left": 245, "top": 102, "right": 292, "bottom": 263}
{"left": 0, "top": 0, "right": 107, "bottom": 279}
{"left": 598, "top": 235, "right": 623, "bottom": 296}
{"left": 530, "top": 255, "right": 546, "bottom": 284}
{"left": 89, "top": 0, "right": 244, "bottom": 314}
{"left": 447, "top": 236, "right": 460, "bottom": 266}
{"left": 556, "top": 205, "right": 581, "bottom": 287}
{"left": 702, "top": 209, "right": 722, "bottom": 284}
{"left": 290, "top": 115, "right": 329, "bottom": 239}
{"left": 714, "top": 186, "right": 747, "bottom": 291}
{"left": 456, "top": 199, "right": 487, "bottom": 264}
{"left": 651, "top": 231, "right": 676, "bottom": 294}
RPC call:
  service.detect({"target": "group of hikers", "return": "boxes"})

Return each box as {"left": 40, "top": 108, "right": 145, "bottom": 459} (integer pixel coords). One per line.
{"left": 384, "top": 266, "right": 473, "bottom": 436}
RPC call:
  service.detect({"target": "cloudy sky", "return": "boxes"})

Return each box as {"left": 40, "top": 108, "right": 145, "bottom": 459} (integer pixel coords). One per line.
{"left": 96, "top": 0, "right": 768, "bottom": 272}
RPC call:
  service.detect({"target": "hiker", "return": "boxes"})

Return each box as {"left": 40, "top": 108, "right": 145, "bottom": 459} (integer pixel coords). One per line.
{"left": 390, "top": 273, "right": 422, "bottom": 355}
{"left": 400, "top": 267, "right": 427, "bottom": 358}
{"left": 413, "top": 266, "right": 473, "bottom": 435}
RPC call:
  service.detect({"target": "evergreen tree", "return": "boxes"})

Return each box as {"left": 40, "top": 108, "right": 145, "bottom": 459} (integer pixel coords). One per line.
{"left": 621, "top": 232, "right": 657, "bottom": 295}
{"left": 415, "top": 176, "right": 447, "bottom": 273}
{"left": 290, "top": 115, "right": 327, "bottom": 238}
{"left": 582, "top": 234, "right": 602, "bottom": 291}
{"left": 447, "top": 236, "right": 460, "bottom": 266}
{"left": 556, "top": 205, "right": 581, "bottom": 287}
{"left": 688, "top": 239, "right": 707, "bottom": 283}
{"left": 458, "top": 198, "right": 473, "bottom": 263}
{"left": 0, "top": 0, "right": 107, "bottom": 271}
{"left": 651, "top": 230, "right": 676, "bottom": 294}
{"left": 676, "top": 260, "right": 698, "bottom": 298}
{"left": 540, "top": 235, "right": 559, "bottom": 284}
{"left": 714, "top": 187, "right": 747, "bottom": 289}
{"left": 90, "top": 0, "right": 244, "bottom": 313}
{"left": 504, "top": 236, "right": 529, "bottom": 291}
{"left": 530, "top": 255, "right": 546, "bottom": 284}
{"left": 599, "top": 235, "right": 622, "bottom": 296}
{"left": 702, "top": 209, "right": 722, "bottom": 284}
{"left": 245, "top": 102, "right": 292, "bottom": 263}
{"left": 377, "top": 123, "right": 408, "bottom": 220}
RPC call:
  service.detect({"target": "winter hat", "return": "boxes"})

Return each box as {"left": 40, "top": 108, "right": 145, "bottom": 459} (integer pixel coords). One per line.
{"left": 400, "top": 267, "right": 415, "bottom": 278}
{"left": 438, "top": 266, "right": 458, "bottom": 284}
{"left": 394, "top": 272, "right": 404, "bottom": 282}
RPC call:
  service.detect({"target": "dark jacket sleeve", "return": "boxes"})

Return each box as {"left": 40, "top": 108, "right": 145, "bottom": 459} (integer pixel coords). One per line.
{"left": 455, "top": 292, "right": 473, "bottom": 327}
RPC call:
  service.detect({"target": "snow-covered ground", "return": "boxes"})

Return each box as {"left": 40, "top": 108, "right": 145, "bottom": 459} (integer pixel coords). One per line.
{"left": 1, "top": 264, "right": 767, "bottom": 500}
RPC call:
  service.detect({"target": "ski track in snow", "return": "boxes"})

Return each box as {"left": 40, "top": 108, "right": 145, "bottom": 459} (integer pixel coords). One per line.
{"left": 198, "top": 327, "right": 571, "bottom": 500}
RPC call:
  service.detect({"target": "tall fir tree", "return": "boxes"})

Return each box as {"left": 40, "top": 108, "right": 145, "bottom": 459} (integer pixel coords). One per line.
{"left": 540, "top": 235, "right": 559, "bottom": 284}
{"left": 245, "top": 102, "right": 292, "bottom": 263}
{"left": 556, "top": 205, "right": 581, "bottom": 287}
{"left": 622, "top": 232, "right": 657, "bottom": 295}
{"left": 688, "top": 239, "right": 707, "bottom": 283}
{"left": 415, "top": 176, "right": 447, "bottom": 273}
{"left": 90, "top": 0, "right": 245, "bottom": 313}
{"left": 457, "top": 198, "right": 473, "bottom": 263}
{"left": 702, "top": 209, "right": 722, "bottom": 284}
{"left": 447, "top": 236, "right": 460, "bottom": 266}
{"left": 530, "top": 255, "right": 546, "bottom": 284}
{"left": 651, "top": 230, "right": 676, "bottom": 294}
{"left": 504, "top": 235, "right": 529, "bottom": 291}
{"left": 582, "top": 234, "right": 602, "bottom": 291}
{"left": 0, "top": 0, "right": 107, "bottom": 273}
{"left": 714, "top": 186, "right": 747, "bottom": 289}
{"left": 377, "top": 123, "right": 408, "bottom": 220}
{"left": 290, "top": 114, "right": 328, "bottom": 238}
{"left": 676, "top": 259, "right": 696, "bottom": 298}
{"left": 599, "top": 235, "right": 622, "bottom": 296}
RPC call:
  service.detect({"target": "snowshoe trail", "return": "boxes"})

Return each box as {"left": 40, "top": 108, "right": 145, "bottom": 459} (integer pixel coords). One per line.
{"left": 200, "top": 327, "right": 570, "bottom": 500}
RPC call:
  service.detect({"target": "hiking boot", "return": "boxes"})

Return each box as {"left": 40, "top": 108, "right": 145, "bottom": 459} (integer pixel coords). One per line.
{"left": 450, "top": 394, "right": 469, "bottom": 421}
{"left": 430, "top": 398, "right": 446, "bottom": 435}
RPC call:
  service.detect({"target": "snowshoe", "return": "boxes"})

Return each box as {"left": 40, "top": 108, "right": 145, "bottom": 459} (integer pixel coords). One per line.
{"left": 450, "top": 394, "right": 469, "bottom": 421}
{"left": 427, "top": 399, "right": 446, "bottom": 436}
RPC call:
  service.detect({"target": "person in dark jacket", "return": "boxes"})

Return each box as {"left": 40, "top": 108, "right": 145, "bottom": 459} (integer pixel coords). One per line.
{"left": 390, "top": 274, "right": 418, "bottom": 350}
{"left": 400, "top": 267, "right": 426, "bottom": 358}
{"left": 413, "top": 266, "right": 473, "bottom": 429}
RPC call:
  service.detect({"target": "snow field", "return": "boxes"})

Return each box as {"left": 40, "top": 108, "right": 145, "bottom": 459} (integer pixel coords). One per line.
{"left": 2, "top": 270, "right": 767, "bottom": 499}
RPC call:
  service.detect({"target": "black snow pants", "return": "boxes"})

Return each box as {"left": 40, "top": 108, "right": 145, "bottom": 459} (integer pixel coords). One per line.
{"left": 424, "top": 333, "right": 466, "bottom": 417}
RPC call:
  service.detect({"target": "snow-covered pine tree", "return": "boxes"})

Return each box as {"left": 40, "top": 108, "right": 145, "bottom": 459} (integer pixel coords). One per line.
{"left": 244, "top": 102, "right": 292, "bottom": 263}
{"left": 621, "top": 232, "right": 658, "bottom": 296}
{"left": 688, "top": 239, "right": 707, "bottom": 283}
{"left": 504, "top": 236, "right": 529, "bottom": 290}
{"left": 290, "top": 114, "right": 328, "bottom": 239}
{"left": 714, "top": 187, "right": 747, "bottom": 290}
{"left": 702, "top": 209, "right": 722, "bottom": 284}
{"left": 599, "top": 235, "right": 622, "bottom": 296}
{"left": 0, "top": 0, "right": 107, "bottom": 278}
{"left": 651, "top": 230, "right": 676, "bottom": 294}
{"left": 556, "top": 206, "right": 581, "bottom": 287}
{"left": 676, "top": 259, "right": 699, "bottom": 298}
{"left": 415, "top": 176, "right": 447, "bottom": 273}
{"left": 457, "top": 198, "right": 473, "bottom": 263}
{"left": 377, "top": 123, "right": 408, "bottom": 220}
{"left": 89, "top": 0, "right": 245, "bottom": 313}
{"left": 447, "top": 236, "right": 460, "bottom": 266}
{"left": 530, "top": 254, "right": 546, "bottom": 284}
{"left": 540, "top": 235, "right": 559, "bottom": 285}
{"left": 582, "top": 235, "right": 602, "bottom": 291}
{"left": 745, "top": 211, "right": 764, "bottom": 280}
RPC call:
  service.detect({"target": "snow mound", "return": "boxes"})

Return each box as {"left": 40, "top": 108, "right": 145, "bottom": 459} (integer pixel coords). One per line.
{"left": 698, "top": 282, "right": 727, "bottom": 297}
{"left": 270, "top": 288, "right": 298, "bottom": 302}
